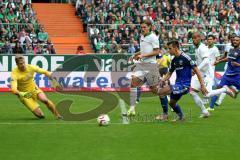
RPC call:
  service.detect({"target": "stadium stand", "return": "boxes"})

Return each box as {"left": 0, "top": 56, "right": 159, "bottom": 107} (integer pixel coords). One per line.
{"left": 32, "top": 3, "right": 93, "bottom": 54}
{"left": 75, "top": 0, "right": 240, "bottom": 54}
{"left": 0, "top": 0, "right": 55, "bottom": 54}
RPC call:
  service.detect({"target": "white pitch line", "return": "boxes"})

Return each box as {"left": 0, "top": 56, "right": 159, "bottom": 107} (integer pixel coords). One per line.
{"left": 0, "top": 121, "right": 193, "bottom": 125}
{"left": 0, "top": 122, "right": 124, "bottom": 125}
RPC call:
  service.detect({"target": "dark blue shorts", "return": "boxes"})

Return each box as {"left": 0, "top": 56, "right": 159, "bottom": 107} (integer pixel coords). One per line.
{"left": 219, "top": 74, "right": 240, "bottom": 90}
{"left": 170, "top": 84, "right": 190, "bottom": 101}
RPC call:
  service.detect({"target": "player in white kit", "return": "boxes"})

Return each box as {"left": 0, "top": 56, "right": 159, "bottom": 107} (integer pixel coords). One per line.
{"left": 190, "top": 32, "right": 211, "bottom": 118}
{"left": 127, "top": 20, "right": 160, "bottom": 116}
{"left": 190, "top": 33, "right": 234, "bottom": 118}
{"left": 202, "top": 35, "right": 220, "bottom": 105}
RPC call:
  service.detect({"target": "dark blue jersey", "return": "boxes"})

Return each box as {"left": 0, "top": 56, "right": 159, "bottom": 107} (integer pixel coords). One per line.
{"left": 225, "top": 48, "right": 240, "bottom": 75}
{"left": 170, "top": 52, "right": 196, "bottom": 86}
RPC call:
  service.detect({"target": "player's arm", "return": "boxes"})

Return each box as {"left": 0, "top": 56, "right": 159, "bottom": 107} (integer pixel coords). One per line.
{"left": 159, "top": 60, "right": 174, "bottom": 86}
{"left": 11, "top": 72, "right": 19, "bottom": 95}
{"left": 214, "top": 57, "right": 228, "bottom": 65}
{"left": 32, "top": 65, "right": 62, "bottom": 89}
{"left": 166, "top": 56, "right": 171, "bottom": 67}
{"left": 11, "top": 72, "right": 32, "bottom": 98}
{"left": 137, "top": 48, "right": 160, "bottom": 59}
{"left": 214, "top": 49, "right": 230, "bottom": 65}
{"left": 162, "top": 72, "right": 172, "bottom": 81}
{"left": 231, "top": 61, "right": 240, "bottom": 66}
{"left": 192, "top": 66, "right": 208, "bottom": 95}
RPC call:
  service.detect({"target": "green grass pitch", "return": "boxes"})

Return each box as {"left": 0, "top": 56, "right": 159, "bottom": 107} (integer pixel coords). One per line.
{"left": 0, "top": 92, "right": 240, "bottom": 160}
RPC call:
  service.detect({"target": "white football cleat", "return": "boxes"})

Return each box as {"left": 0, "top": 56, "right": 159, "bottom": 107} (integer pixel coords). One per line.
{"left": 199, "top": 111, "right": 210, "bottom": 118}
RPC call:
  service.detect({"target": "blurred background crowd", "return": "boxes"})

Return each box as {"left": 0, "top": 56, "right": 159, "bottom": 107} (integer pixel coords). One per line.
{"left": 0, "top": 0, "right": 55, "bottom": 54}
{"left": 75, "top": 0, "right": 240, "bottom": 54}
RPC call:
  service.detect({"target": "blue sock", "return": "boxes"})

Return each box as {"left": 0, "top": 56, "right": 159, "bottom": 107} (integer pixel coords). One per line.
{"left": 210, "top": 96, "right": 218, "bottom": 109}
{"left": 160, "top": 96, "right": 168, "bottom": 114}
{"left": 172, "top": 104, "right": 183, "bottom": 118}
{"left": 136, "top": 87, "right": 141, "bottom": 102}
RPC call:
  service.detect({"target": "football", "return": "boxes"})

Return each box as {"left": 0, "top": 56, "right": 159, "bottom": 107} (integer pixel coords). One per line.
{"left": 97, "top": 114, "right": 110, "bottom": 126}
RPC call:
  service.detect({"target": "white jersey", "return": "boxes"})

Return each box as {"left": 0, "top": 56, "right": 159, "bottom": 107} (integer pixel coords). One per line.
{"left": 208, "top": 46, "right": 220, "bottom": 66}
{"left": 208, "top": 45, "right": 220, "bottom": 83}
{"left": 224, "top": 42, "right": 233, "bottom": 53}
{"left": 140, "top": 32, "right": 159, "bottom": 63}
{"left": 224, "top": 43, "right": 233, "bottom": 71}
{"left": 194, "top": 43, "right": 211, "bottom": 76}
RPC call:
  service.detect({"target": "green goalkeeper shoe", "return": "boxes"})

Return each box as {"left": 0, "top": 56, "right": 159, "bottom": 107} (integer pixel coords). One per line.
{"left": 127, "top": 109, "right": 136, "bottom": 116}
{"left": 206, "top": 107, "right": 215, "bottom": 111}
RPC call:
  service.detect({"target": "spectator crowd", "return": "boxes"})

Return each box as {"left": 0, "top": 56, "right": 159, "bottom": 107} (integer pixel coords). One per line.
{"left": 0, "top": 0, "right": 55, "bottom": 54}
{"left": 75, "top": 0, "right": 240, "bottom": 54}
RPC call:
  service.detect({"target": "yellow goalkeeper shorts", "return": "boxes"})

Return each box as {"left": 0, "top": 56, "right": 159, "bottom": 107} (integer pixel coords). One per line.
{"left": 18, "top": 88, "right": 43, "bottom": 112}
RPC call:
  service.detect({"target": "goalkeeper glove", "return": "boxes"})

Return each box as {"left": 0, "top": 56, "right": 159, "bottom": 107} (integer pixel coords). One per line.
{"left": 19, "top": 92, "right": 32, "bottom": 99}
{"left": 50, "top": 79, "right": 63, "bottom": 90}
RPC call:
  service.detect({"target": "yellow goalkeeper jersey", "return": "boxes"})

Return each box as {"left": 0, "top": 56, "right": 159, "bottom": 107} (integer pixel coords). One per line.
{"left": 157, "top": 54, "right": 171, "bottom": 68}
{"left": 11, "top": 64, "right": 51, "bottom": 93}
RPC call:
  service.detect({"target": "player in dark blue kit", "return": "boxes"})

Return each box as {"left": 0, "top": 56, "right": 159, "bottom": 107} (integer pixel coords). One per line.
{"left": 156, "top": 40, "right": 208, "bottom": 120}
{"left": 213, "top": 35, "right": 240, "bottom": 100}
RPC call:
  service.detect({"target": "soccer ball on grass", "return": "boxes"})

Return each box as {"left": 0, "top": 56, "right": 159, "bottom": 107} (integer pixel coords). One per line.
{"left": 97, "top": 114, "right": 110, "bottom": 126}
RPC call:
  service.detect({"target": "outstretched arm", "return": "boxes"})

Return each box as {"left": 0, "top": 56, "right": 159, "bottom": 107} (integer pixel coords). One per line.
{"left": 214, "top": 57, "right": 228, "bottom": 65}
{"left": 33, "top": 65, "right": 62, "bottom": 90}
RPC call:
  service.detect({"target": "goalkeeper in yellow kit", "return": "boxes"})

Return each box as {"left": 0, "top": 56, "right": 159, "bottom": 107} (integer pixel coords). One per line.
{"left": 11, "top": 55, "right": 62, "bottom": 119}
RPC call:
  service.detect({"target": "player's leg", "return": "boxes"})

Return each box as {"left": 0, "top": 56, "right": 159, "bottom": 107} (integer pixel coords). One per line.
{"left": 19, "top": 97, "right": 45, "bottom": 118}
{"left": 158, "top": 68, "right": 169, "bottom": 119}
{"left": 215, "top": 93, "right": 226, "bottom": 106}
{"left": 210, "top": 75, "right": 238, "bottom": 98}
{"left": 155, "top": 95, "right": 169, "bottom": 120}
{"left": 190, "top": 77, "right": 209, "bottom": 118}
{"left": 128, "top": 75, "right": 144, "bottom": 116}
{"left": 37, "top": 92, "right": 62, "bottom": 119}
{"left": 153, "top": 85, "right": 171, "bottom": 120}
{"left": 208, "top": 77, "right": 221, "bottom": 110}
{"left": 169, "top": 95, "right": 184, "bottom": 121}
{"left": 154, "top": 83, "right": 187, "bottom": 120}
{"left": 33, "top": 108, "right": 45, "bottom": 118}
{"left": 228, "top": 74, "right": 240, "bottom": 97}
{"left": 136, "top": 87, "right": 141, "bottom": 104}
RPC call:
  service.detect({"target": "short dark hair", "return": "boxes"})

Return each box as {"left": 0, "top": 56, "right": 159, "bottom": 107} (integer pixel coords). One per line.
{"left": 229, "top": 33, "right": 237, "bottom": 39}
{"left": 140, "top": 19, "right": 152, "bottom": 26}
{"left": 208, "top": 34, "right": 216, "bottom": 39}
{"left": 167, "top": 40, "right": 179, "bottom": 48}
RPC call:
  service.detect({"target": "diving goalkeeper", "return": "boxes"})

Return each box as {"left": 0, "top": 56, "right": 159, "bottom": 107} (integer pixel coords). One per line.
{"left": 11, "top": 55, "right": 62, "bottom": 119}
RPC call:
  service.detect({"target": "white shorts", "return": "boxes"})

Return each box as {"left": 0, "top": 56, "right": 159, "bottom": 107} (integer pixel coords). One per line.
{"left": 191, "top": 75, "right": 212, "bottom": 92}
{"left": 132, "top": 63, "right": 160, "bottom": 86}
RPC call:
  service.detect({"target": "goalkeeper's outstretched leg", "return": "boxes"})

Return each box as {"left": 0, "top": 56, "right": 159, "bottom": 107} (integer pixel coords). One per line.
{"left": 32, "top": 108, "right": 45, "bottom": 119}
{"left": 37, "top": 92, "right": 62, "bottom": 119}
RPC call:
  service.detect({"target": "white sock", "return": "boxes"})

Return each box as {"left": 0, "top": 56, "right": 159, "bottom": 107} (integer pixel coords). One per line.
{"left": 206, "top": 88, "right": 227, "bottom": 97}
{"left": 217, "top": 93, "right": 227, "bottom": 104}
{"left": 130, "top": 87, "right": 137, "bottom": 110}
{"left": 191, "top": 91, "right": 207, "bottom": 113}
